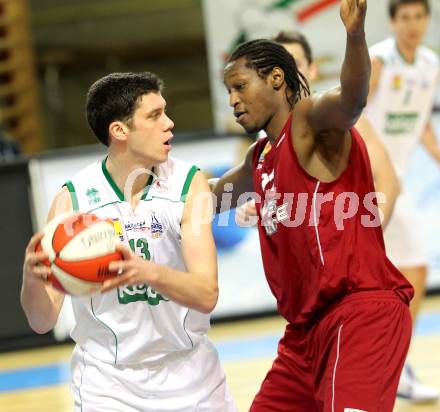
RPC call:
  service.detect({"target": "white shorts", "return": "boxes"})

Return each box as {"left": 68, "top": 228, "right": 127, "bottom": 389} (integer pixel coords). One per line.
{"left": 71, "top": 338, "right": 237, "bottom": 412}
{"left": 384, "top": 193, "right": 427, "bottom": 268}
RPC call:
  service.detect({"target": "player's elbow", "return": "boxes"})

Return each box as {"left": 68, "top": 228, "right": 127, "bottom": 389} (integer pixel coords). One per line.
{"left": 356, "top": 97, "right": 368, "bottom": 114}
{"left": 21, "top": 300, "right": 57, "bottom": 334}
{"left": 26, "top": 315, "right": 55, "bottom": 335}
{"left": 350, "top": 97, "right": 367, "bottom": 119}
{"left": 341, "top": 102, "right": 367, "bottom": 130}
{"left": 342, "top": 78, "right": 369, "bottom": 111}
{"left": 334, "top": 92, "right": 368, "bottom": 130}
{"left": 198, "top": 284, "right": 219, "bottom": 314}
{"left": 31, "top": 323, "right": 53, "bottom": 335}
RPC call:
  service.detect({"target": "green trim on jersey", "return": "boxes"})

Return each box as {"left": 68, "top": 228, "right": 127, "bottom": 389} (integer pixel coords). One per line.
{"left": 102, "top": 157, "right": 155, "bottom": 202}
{"left": 180, "top": 165, "right": 199, "bottom": 202}
{"left": 65, "top": 180, "right": 79, "bottom": 211}
{"left": 183, "top": 310, "right": 194, "bottom": 349}
{"left": 140, "top": 172, "right": 154, "bottom": 200}
{"left": 101, "top": 158, "right": 124, "bottom": 201}
{"left": 90, "top": 296, "right": 119, "bottom": 365}
{"left": 87, "top": 200, "right": 122, "bottom": 214}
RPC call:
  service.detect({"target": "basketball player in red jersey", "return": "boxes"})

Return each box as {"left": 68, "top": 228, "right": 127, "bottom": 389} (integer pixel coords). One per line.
{"left": 212, "top": 0, "right": 414, "bottom": 410}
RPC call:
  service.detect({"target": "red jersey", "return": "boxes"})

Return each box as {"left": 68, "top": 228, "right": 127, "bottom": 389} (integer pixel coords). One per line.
{"left": 252, "top": 115, "right": 413, "bottom": 326}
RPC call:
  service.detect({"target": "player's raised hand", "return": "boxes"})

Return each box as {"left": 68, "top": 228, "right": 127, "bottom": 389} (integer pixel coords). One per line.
{"left": 340, "top": 0, "right": 367, "bottom": 36}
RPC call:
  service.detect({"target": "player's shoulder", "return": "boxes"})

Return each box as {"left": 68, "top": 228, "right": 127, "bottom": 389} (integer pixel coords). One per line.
{"left": 157, "top": 156, "right": 198, "bottom": 180}
{"left": 49, "top": 186, "right": 74, "bottom": 216}
{"left": 68, "top": 159, "right": 102, "bottom": 183}
{"left": 294, "top": 93, "right": 315, "bottom": 121}
{"left": 63, "top": 159, "right": 108, "bottom": 211}
{"left": 369, "top": 38, "right": 395, "bottom": 62}
{"left": 417, "top": 45, "right": 439, "bottom": 66}
{"left": 155, "top": 156, "right": 200, "bottom": 201}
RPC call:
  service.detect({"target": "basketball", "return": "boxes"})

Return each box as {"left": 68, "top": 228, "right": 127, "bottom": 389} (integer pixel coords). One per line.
{"left": 37, "top": 212, "right": 122, "bottom": 296}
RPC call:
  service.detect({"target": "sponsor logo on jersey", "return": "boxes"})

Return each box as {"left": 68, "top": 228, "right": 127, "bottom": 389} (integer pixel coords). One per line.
{"left": 392, "top": 74, "right": 402, "bottom": 90}
{"left": 111, "top": 218, "right": 124, "bottom": 241}
{"left": 261, "top": 170, "right": 279, "bottom": 235}
{"left": 86, "top": 187, "right": 101, "bottom": 205}
{"left": 276, "top": 202, "right": 290, "bottom": 222}
{"left": 125, "top": 219, "right": 147, "bottom": 233}
{"left": 344, "top": 409, "right": 367, "bottom": 412}
{"left": 261, "top": 196, "right": 290, "bottom": 236}
{"left": 385, "top": 112, "right": 419, "bottom": 134}
{"left": 153, "top": 179, "right": 170, "bottom": 194}
{"left": 117, "top": 284, "right": 168, "bottom": 305}
{"left": 151, "top": 213, "right": 164, "bottom": 239}
{"left": 258, "top": 142, "right": 272, "bottom": 163}
{"left": 260, "top": 167, "right": 292, "bottom": 235}
{"left": 261, "top": 170, "right": 275, "bottom": 192}
{"left": 261, "top": 185, "right": 278, "bottom": 236}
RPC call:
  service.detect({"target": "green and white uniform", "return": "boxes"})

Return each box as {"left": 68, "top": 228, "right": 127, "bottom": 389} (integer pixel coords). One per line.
{"left": 66, "top": 156, "right": 236, "bottom": 412}
{"left": 365, "top": 37, "right": 439, "bottom": 178}
{"left": 365, "top": 38, "right": 439, "bottom": 267}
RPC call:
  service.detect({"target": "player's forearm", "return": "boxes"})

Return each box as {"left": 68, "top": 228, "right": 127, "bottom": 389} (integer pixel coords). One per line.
{"left": 372, "top": 158, "right": 400, "bottom": 228}
{"left": 208, "top": 177, "right": 220, "bottom": 193}
{"left": 340, "top": 33, "right": 371, "bottom": 117}
{"left": 377, "top": 183, "right": 399, "bottom": 229}
{"left": 421, "top": 123, "right": 440, "bottom": 164}
{"left": 20, "top": 278, "right": 60, "bottom": 334}
{"left": 151, "top": 265, "right": 218, "bottom": 314}
{"left": 210, "top": 167, "right": 254, "bottom": 214}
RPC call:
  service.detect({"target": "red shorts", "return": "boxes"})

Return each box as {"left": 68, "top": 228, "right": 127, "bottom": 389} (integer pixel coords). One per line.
{"left": 250, "top": 291, "right": 412, "bottom": 412}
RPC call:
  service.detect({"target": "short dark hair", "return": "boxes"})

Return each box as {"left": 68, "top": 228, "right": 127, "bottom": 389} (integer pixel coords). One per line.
{"left": 86, "top": 72, "right": 163, "bottom": 146}
{"left": 228, "top": 39, "right": 310, "bottom": 108}
{"left": 273, "top": 31, "right": 313, "bottom": 65}
{"left": 389, "top": 0, "right": 430, "bottom": 18}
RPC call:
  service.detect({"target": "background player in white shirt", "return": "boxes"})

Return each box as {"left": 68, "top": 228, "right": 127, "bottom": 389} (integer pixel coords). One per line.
{"left": 363, "top": 0, "right": 440, "bottom": 403}
{"left": 21, "top": 72, "right": 237, "bottom": 412}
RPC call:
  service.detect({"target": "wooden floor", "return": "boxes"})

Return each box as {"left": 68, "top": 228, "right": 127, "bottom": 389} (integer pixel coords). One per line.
{"left": 1, "top": 295, "right": 439, "bottom": 412}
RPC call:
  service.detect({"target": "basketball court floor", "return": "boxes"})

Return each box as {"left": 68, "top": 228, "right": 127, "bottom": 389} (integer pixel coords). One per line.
{"left": 0, "top": 295, "right": 439, "bottom": 411}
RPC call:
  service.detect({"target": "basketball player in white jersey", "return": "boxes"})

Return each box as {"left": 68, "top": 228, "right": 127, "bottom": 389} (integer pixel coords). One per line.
{"left": 21, "top": 72, "right": 237, "bottom": 412}
{"left": 236, "top": 31, "right": 400, "bottom": 229}
{"left": 363, "top": 0, "right": 440, "bottom": 403}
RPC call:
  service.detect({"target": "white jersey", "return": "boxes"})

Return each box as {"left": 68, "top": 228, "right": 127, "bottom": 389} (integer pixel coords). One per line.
{"left": 364, "top": 37, "right": 439, "bottom": 178}
{"left": 65, "top": 157, "right": 210, "bottom": 365}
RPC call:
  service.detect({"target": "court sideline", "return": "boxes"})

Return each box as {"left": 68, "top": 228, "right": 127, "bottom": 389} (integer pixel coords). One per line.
{"left": 0, "top": 295, "right": 439, "bottom": 411}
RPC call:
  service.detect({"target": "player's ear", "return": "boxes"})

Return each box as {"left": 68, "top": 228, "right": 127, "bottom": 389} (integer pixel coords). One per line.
{"left": 271, "top": 67, "right": 285, "bottom": 90}
{"left": 309, "top": 62, "right": 318, "bottom": 82}
{"left": 109, "top": 121, "right": 129, "bottom": 143}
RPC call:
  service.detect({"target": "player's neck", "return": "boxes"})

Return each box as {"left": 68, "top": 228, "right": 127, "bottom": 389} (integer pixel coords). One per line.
{"left": 396, "top": 39, "right": 418, "bottom": 64}
{"left": 105, "top": 152, "right": 154, "bottom": 201}
{"left": 265, "top": 107, "right": 292, "bottom": 145}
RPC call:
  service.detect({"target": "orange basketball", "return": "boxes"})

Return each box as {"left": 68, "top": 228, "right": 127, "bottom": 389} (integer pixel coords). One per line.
{"left": 38, "top": 213, "right": 122, "bottom": 295}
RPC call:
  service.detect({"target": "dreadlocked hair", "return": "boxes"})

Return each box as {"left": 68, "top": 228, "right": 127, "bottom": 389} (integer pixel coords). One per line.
{"left": 229, "top": 39, "right": 310, "bottom": 108}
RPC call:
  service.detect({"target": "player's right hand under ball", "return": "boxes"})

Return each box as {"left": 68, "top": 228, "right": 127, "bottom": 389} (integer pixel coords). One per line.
{"left": 23, "top": 232, "right": 52, "bottom": 283}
